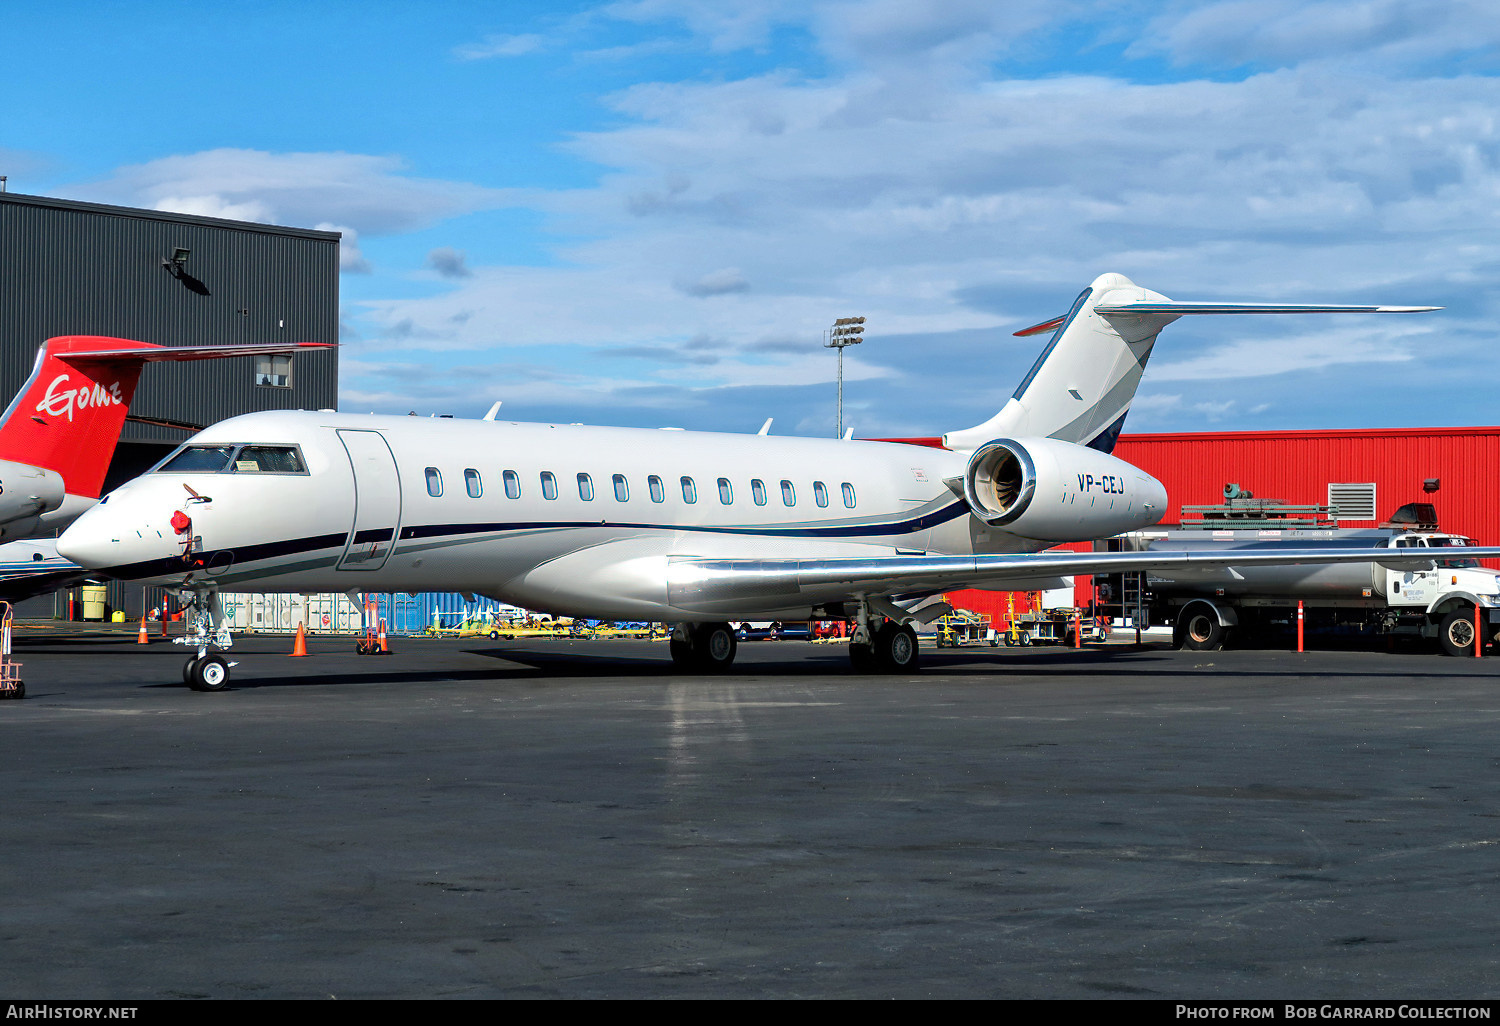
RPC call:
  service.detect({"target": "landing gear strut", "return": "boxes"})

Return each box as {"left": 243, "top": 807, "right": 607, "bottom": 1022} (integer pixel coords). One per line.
{"left": 176, "top": 588, "right": 236, "bottom": 691}
{"left": 669, "top": 622, "right": 738, "bottom": 672}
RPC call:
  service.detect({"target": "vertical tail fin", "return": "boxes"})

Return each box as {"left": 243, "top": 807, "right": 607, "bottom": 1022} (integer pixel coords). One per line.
{"left": 0, "top": 337, "right": 153, "bottom": 500}
{"left": 942, "top": 273, "right": 1437, "bottom": 453}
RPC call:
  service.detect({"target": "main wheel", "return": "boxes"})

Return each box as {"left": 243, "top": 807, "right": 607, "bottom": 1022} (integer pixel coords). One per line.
{"left": 189, "top": 655, "right": 230, "bottom": 692}
{"left": 693, "top": 622, "right": 738, "bottom": 672}
{"left": 872, "top": 622, "right": 920, "bottom": 673}
{"left": 1439, "top": 609, "right": 1481, "bottom": 657}
{"left": 669, "top": 636, "right": 694, "bottom": 668}
{"left": 1178, "top": 607, "right": 1228, "bottom": 651}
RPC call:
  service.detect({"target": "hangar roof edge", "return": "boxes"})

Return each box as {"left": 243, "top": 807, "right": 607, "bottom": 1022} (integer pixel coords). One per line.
{"left": 0, "top": 191, "right": 342, "bottom": 242}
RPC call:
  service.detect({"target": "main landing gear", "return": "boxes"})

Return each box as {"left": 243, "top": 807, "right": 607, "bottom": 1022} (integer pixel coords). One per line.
{"left": 667, "top": 602, "right": 923, "bottom": 675}
{"left": 176, "top": 588, "right": 236, "bottom": 691}
{"left": 848, "top": 597, "right": 920, "bottom": 674}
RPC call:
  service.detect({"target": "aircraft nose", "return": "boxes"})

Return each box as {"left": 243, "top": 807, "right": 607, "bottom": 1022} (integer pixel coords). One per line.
{"left": 57, "top": 515, "right": 121, "bottom": 570}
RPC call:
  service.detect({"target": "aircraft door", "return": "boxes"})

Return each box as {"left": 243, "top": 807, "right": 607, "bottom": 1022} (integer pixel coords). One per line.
{"left": 337, "top": 429, "right": 402, "bottom": 572}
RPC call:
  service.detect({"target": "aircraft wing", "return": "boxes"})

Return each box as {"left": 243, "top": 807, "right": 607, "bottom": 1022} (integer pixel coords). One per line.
{"left": 666, "top": 546, "right": 1500, "bottom": 614}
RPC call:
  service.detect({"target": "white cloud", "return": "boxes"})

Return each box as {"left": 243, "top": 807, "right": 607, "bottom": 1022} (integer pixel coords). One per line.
{"left": 453, "top": 33, "right": 548, "bottom": 60}
{"left": 1137, "top": 0, "right": 1500, "bottom": 70}
{"left": 66, "top": 148, "right": 505, "bottom": 239}
{"left": 675, "top": 267, "right": 749, "bottom": 296}
{"left": 317, "top": 223, "right": 370, "bottom": 274}
{"left": 1148, "top": 323, "right": 1422, "bottom": 382}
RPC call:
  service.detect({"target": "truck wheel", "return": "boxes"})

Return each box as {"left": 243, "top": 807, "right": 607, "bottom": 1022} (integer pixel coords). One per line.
{"left": 1439, "top": 609, "right": 1480, "bottom": 657}
{"left": 1179, "top": 607, "right": 1228, "bottom": 651}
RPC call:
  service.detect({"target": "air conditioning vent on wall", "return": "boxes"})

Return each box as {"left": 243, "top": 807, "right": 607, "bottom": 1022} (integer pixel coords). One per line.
{"left": 1329, "top": 482, "right": 1377, "bottom": 521}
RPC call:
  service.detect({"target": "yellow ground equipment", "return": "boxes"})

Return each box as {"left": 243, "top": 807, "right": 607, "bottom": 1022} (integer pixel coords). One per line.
{"left": 935, "top": 609, "right": 997, "bottom": 648}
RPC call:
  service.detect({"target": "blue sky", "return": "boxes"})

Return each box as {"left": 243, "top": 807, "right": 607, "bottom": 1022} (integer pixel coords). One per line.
{"left": 4, "top": 0, "right": 1500, "bottom": 439}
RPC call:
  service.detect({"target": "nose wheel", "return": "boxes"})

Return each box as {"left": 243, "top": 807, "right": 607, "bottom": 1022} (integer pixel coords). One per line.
{"left": 183, "top": 654, "right": 231, "bottom": 691}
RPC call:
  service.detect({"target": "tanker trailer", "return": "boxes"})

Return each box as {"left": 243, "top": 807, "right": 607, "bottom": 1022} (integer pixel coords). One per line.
{"left": 1104, "top": 521, "right": 1500, "bottom": 656}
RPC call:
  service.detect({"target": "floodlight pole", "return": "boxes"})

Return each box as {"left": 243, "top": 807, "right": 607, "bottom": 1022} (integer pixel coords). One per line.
{"left": 825, "top": 316, "right": 865, "bottom": 438}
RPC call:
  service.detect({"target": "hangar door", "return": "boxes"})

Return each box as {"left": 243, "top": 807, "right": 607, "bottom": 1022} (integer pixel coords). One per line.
{"left": 337, "top": 429, "right": 402, "bottom": 571}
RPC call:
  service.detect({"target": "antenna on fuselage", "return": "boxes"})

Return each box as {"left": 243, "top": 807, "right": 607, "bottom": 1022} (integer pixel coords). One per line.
{"left": 842, "top": 428, "right": 853, "bottom": 440}
{"left": 484, "top": 401, "right": 503, "bottom": 421}
{"left": 758, "top": 418, "right": 773, "bottom": 436}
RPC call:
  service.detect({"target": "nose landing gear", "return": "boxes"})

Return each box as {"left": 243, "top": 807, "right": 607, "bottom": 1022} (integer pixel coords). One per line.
{"left": 176, "top": 588, "right": 236, "bottom": 691}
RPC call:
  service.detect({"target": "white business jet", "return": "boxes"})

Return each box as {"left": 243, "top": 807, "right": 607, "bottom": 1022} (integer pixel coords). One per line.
{"left": 58, "top": 273, "right": 1487, "bottom": 690}
{"left": 0, "top": 335, "right": 333, "bottom": 602}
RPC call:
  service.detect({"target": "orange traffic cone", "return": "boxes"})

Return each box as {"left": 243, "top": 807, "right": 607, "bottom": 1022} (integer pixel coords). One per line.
{"left": 137, "top": 614, "right": 150, "bottom": 644}
{"left": 290, "top": 621, "right": 309, "bottom": 657}
{"left": 378, "top": 618, "right": 389, "bottom": 654}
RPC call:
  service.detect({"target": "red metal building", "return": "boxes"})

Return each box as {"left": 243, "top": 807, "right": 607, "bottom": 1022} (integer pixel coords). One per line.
{"left": 946, "top": 426, "right": 1500, "bottom": 626}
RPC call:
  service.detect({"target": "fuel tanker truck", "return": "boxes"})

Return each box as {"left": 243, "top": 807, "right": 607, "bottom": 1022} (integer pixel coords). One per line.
{"left": 1099, "top": 498, "right": 1500, "bottom": 656}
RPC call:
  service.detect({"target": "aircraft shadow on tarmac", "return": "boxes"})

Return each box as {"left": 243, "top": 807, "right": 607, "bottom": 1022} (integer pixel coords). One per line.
{"left": 19, "top": 635, "right": 1492, "bottom": 691}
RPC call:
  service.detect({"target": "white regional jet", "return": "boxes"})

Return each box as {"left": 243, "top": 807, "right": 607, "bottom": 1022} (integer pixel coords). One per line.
{"left": 0, "top": 335, "right": 333, "bottom": 602}
{"left": 58, "top": 273, "right": 1496, "bottom": 691}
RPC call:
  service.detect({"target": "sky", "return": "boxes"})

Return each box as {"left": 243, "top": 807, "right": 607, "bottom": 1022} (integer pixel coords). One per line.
{"left": 3, "top": 0, "right": 1499, "bottom": 440}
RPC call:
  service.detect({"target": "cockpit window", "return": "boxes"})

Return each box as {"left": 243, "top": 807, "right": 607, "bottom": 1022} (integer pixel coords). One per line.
{"left": 157, "top": 444, "right": 306, "bottom": 475}
{"left": 159, "top": 445, "right": 236, "bottom": 473}
{"left": 232, "top": 446, "right": 306, "bottom": 474}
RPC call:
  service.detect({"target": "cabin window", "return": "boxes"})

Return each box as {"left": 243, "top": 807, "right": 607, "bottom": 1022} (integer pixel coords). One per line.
{"left": 648, "top": 475, "right": 665, "bottom": 503}
{"left": 613, "top": 474, "right": 629, "bottom": 502}
{"left": 464, "top": 469, "right": 482, "bottom": 498}
{"left": 781, "top": 480, "right": 796, "bottom": 506}
{"left": 578, "top": 473, "right": 594, "bottom": 501}
{"left": 813, "top": 481, "right": 829, "bottom": 508}
{"left": 718, "top": 478, "right": 733, "bottom": 504}
{"left": 681, "top": 476, "right": 697, "bottom": 504}
{"left": 232, "top": 446, "right": 306, "bottom": 474}
{"left": 425, "top": 468, "right": 443, "bottom": 497}
{"left": 253, "top": 354, "right": 292, "bottom": 388}
{"left": 751, "top": 479, "right": 767, "bottom": 505}
{"left": 503, "top": 470, "right": 521, "bottom": 499}
{"left": 159, "top": 445, "right": 236, "bottom": 473}
{"left": 541, "top": 471, "right": 558, "bottom": 500}
{"left": 842, "top": 482, "right": 856, "bottom": 508}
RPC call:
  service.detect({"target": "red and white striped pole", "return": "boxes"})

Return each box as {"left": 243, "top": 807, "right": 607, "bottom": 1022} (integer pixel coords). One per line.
{"left": 1296, "top": 600, "right": 1304, "bottom": 653}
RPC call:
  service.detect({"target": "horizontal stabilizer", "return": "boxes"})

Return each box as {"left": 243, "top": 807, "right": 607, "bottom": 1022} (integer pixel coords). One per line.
{"left": 61, "top": 341, "right": 336, "bottom": 363}
{"left": 1093, "top": 302, "right": 1440, "bottom": 315}
{"left": 1012, "top": 315, "right": 1066, "bottom": 337}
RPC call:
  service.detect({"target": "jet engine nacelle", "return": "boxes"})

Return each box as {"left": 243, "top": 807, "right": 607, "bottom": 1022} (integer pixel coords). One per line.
{"left": 0, "top": 460, "right": 66, "bottom": 529}
{"left": 962, "top": 436, "right": 1167, "bottom": 542}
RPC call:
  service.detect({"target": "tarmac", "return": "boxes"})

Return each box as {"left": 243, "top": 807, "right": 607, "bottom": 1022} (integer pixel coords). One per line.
{"left": 1, "top": 626, "right": 1498, "bottom": 999}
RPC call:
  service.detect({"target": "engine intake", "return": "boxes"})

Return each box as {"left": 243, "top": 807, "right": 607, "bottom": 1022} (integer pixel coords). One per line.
{"left": 963, "top": 439, "right": 1036, "bottom": 525}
